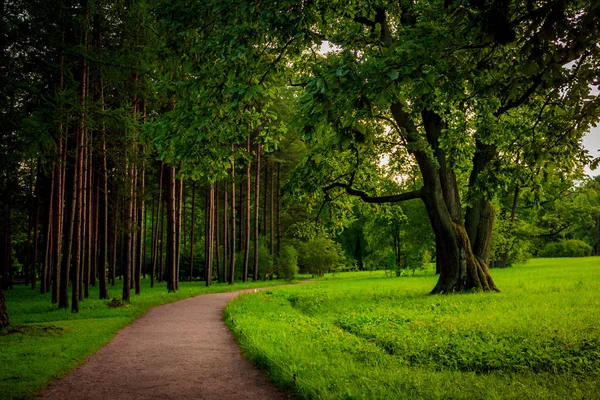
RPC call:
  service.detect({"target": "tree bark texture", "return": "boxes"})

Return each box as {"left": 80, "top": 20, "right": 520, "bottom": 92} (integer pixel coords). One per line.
{"left": 165, "top": 166, "right": 177, "bottom": 292}
{"left": 253, "top": 144, "right": 261, "bottom": 281}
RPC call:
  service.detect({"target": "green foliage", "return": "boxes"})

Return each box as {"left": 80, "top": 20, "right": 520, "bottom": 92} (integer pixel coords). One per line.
{"left": 540, "top": 240, "right": 593, "bottom": 258}
{"left": 278, "top": 246, "right": 299, "bottom": 281}
{"left": 226, "top": 258, "right": 600, "bottom": 399}
{"left": 297, "top": 237, "right": 346, "bottom": 276}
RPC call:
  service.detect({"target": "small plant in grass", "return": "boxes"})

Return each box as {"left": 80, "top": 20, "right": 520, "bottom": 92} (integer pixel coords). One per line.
{"left": 106, "top": 297, "right": 129, "bottom": 308}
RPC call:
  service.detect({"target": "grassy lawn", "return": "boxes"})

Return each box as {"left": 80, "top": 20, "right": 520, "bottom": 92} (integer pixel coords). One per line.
{"left": 0, "top": 278, "right": 297, "bottom": 400}
{"left": 225, "top": 257, "right": 600, "bottom": 399}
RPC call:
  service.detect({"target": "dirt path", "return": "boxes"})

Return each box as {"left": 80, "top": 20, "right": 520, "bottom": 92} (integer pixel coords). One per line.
{"left": 41, "top": 289, "right": 289, "bottom": 400}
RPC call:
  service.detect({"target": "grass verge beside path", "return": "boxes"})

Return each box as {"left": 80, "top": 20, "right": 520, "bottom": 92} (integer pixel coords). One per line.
{"left": 0, "top": 279, "right": 294, "bottom": 400}
{"left": 225, "top": 257, "right": 600, "bottom": 400}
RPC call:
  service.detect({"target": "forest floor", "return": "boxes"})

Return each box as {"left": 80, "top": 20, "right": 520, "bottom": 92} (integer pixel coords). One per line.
{"left": 40, "top": 287, "right": 290, "bottom": 400}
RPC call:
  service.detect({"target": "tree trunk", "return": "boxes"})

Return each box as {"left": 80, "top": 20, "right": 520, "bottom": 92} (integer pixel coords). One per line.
{"left": 189, "top": 181, "right": 196, "bottom": 281}
{"left": 98, "top": 94, "right": 108, "bottom": 299}
{"left": 229, "top": 148, "right": 236, "bottom": 285}
{"left": 270, "top": 162, "right": 275, "bottom": 256}
{"left": 276, "top": 162, "right": 281, "bottom": 257}
{"left": 205, "top": 184, "right": 214, "bottom": 286}
{"left": 0, "top": 275, "right": 8, "bottom": 328}
{"left": 263, "top": 162, "right": 268, "bottom": 236}
{"left": 253, "top": 144, "right": 261, "bottom": 281}
{"left": 243, "top": 136, "right": 251, "bottom": 282}
{"left": 152, "top": 163, "right": 164, "bottom": 287}
{"left": 31, "top": 170, "right": 41, "bottom": 290}
{"left": 215, "top": 183, "right": 220, "bottom": 277}
{"left": 43, "top": 157, "right": 56, "bottom": 295}
{"left": 165, "top": 166, "right": 177, "bottom": 292}
{"left": 122, "top": 160, "right": 133, "bottom": 302}
{"left": 175, "top": 176, "right": 183, "bottom": 290}
{"left": 389, "top": 103, "right": 498, "bottom": 293}
{"left": 223, "top": 185, "right": 228, "bottom": 283}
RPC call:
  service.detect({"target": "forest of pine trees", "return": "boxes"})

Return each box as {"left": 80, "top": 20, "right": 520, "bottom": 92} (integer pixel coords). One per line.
{"left": 2, "top": 0, "right": 599, "bottom": 327}
{"left": 0, "top": 1, "right": 296, "bottom": 321}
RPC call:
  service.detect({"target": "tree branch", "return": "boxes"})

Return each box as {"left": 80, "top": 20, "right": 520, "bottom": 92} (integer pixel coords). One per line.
{"left": 323, "top": 183, "right": 422, "bottom": 204}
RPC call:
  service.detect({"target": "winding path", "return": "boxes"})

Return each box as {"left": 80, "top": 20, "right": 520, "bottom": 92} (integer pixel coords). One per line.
{"left": 41, "top": 289, "right": 288, "bottom": 400}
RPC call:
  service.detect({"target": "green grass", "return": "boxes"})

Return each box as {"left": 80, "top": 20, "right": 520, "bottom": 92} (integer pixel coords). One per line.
{"left": 225, "top": 257, "right": 600, "bottom": 399}
{"left": 0, "top": 278, "right": 298, "bottom": 400}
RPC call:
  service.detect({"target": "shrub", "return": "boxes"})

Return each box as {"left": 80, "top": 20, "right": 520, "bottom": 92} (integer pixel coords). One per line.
{"left": 539, "top": 239, "right": 593, "bottom": 258}
{"left": 278, "top": 245, "right": 298, "bottom": 281}
{"left": 297, "top": 237, "right": 346, "bottom": 276}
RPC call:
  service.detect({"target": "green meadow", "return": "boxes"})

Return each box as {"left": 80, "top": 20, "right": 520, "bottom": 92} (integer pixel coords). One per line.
{"left": 225, "top": 258, "right": 600, "bottom": 399}
{"left": 0, "top": 279, "right": 292, "bottom": 400}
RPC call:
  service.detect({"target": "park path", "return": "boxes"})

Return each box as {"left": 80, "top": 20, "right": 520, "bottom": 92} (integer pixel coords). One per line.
{"left": 41, "top": 288, "right": 289, "bottom": 400}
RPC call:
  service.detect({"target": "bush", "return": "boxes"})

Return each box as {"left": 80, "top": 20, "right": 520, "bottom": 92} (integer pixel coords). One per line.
{"left": 539, "top": 239, "right": 593, "bottom": 258}
{"left": 297, "top": 237, "right": 346, "bottom": 276}
{"left": 278, "top": 245, "right": 298, "bottom": 281}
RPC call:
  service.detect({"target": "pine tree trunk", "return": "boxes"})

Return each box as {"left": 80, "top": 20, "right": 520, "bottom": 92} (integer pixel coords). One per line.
{"left": 189, "top": 181, "right": 196, "bottom": 281}
{"left": 81, "top": 133, "right": 89, "bottom": 301}
{"left": 253, "top": 144, "right": 261, "bottom": 281}
{"left": 0, "top": 276, "right": 8, "bottom": 329}
{"left": 166, "top": 166, "right": 177, "bottom": 292}
{"left": 229, "top": 148, "right": 236, "bottom": 285}
{"left": 243, "top": 136, "right": 251, "bottom": 282}
{"left": 43, "top": 157, "right": 56, "bottom": 295}
{"left": 31, "top": 171, "right": 41, "bottom": 290}
{"left": 270, "top": 162, "right": 275, "bottom": 257}
{"left": 263, "top": 162, "right": 268, "bottom": 236}
{"left": 276, "top": 162, "right": 281, "bottom": 257}
{"left": 122, "top": 160, "right": 132, "bottom": 302}
{"left": 98, "top": 94, "right": 108, "bottom": 299}
{"left": 206, "top": 184, "right": 214, "bottom": 286}
{"left": 175, "top": 176, "right": 183, "bottom": 290}
{"left": 223, "top": 186, "right": 228, "bottom": 283}
{"left": 215, "top": 184, "right": 220, "bottom": 276}
{"left": 110, "top": 199, "right": 118, "bottom": 287}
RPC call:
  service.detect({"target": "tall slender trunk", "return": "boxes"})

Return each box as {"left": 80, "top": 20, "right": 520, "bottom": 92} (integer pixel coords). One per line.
{"left": 215, "top": 184, "right": 220, "bottom": 276}
{"left": 98, "top": 75, "right": 108, "bottom": 299}
{"left": 43, "top": 157, "right": 56, "bottom": 295}
{"left": 253, "top": 144, "right": 261, "bottom": 281}
{"left": 276, "top": 162, "right": 281, "bottom": 257}
{"left": 189, "top": 181, "right": 196, "bottom": 281}
{"left": 243, "top": 136, "right": 251, "bottom": 282}
{"left": 159, "top": 197, "right": 165, "bottom": 282}
{"left": 24, "top": 165, "right": 34, "bottom": 285}
{"left": 263, "top": 162, "right": 268, "bottom": 236}
{"left": 165, "top": 166, "right": 177, "bottom": 292}
{"left": 122, "top": 160, "right": 133, "bottom": 302}
{"left": 130, "top": 160, "right": 137, "bottom": 291}
{"left": 270, "top": 162, "right": 275, "bottom": 257}
{"left": 205, "top": 184, "right": 214, "bottom": 286}
{"left": 110, "top": 198, "right": 118, "bottom": 286}
{"left": 31, "top": 169, "right": 41, "bottom": 290}
{"left": 139, "top": 154, "right": 146, "bottom": 284}
{"left": 229, "top": 148, "right": 236, "bottom": 285}
{"left": 223, "top": 186, "right": 228, "bottom": 283}
{"left": 81, "top": 132, "right": 89, "bottom": 301}
{"left": 175, "top": 176, "right": 183, "bottom": 290}
{"left": 152, "top": 163, "right": 164, "bottom": 287}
